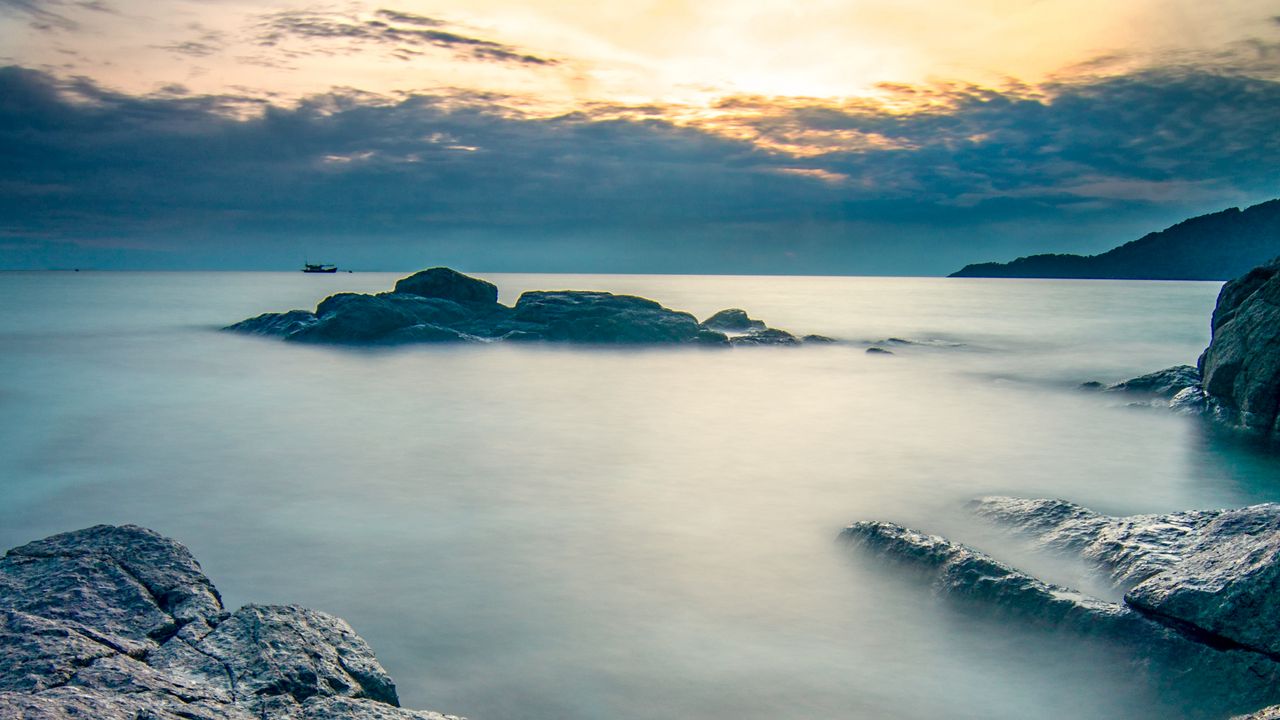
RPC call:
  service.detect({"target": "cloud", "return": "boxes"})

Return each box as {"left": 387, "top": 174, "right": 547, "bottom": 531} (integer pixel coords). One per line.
{"left": 254, "top": 9, "right": 558, "bottom": 67}
{"left": 0, "top": 63, "right": 1276, "bottom": 272}
{"left": 0, "top": 0, "right": 77, "bottom": 30}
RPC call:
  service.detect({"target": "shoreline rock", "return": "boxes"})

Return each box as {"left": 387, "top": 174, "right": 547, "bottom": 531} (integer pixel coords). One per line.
{"left": 1088, "top": 257, "right": 1280, "bottom": 440}
{"left": 226, "top": 268, "right": 824, "bottom": 347}
{"left": 842, "top": 501, "right": 1280, "bottom": 713}
{"left": 0, "top": 525, "right": 461, "bottom": 720}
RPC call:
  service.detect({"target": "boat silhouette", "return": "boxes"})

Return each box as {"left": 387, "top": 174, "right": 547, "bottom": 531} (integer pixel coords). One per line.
{"left": 302, "top": 263, "right": 338, "bottom": 273}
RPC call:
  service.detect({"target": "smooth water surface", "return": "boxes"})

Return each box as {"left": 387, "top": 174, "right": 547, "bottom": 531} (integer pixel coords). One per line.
{"left": 2, "top": 271, "right": 1279, "bottom": 720}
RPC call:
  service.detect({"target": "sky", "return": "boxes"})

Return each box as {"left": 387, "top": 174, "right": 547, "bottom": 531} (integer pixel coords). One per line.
{"left": 1, "top": 0, "right": 1278, "bottom": 273}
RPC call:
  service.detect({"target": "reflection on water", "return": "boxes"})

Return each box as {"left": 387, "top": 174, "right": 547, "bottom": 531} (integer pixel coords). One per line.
{"left": 0, "top": 271, "right": 1276, "bottom": 720}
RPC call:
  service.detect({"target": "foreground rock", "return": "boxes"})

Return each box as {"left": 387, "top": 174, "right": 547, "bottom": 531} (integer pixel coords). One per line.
{"left": 972, "top": 496, "right": 1280, "bottom": 659}
{"left": 227, "top": 268, "right": 821, "bottom": 347}
{"left": 843, "top": 499, "right": 1280, "bottom": 713}
{"left": 0, "top": 525, "right": 460, "bottom": 720}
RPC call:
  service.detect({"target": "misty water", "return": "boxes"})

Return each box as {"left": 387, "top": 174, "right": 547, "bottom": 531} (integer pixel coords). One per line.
{"left": 3, "top": 271, "right": 1280, "bottom": 720}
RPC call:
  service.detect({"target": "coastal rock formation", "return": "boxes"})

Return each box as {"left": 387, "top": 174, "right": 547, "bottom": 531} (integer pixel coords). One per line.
{"left": 971, "top": 497, "right": 1280, "bottom": 659}
{"left": 226, "top": 268, "right": 818, "bottom": 346}
{"left": 842, "top": 515, "right": 1280, "bottom": 710}
{"left": 1197, "top": 257, "right": 1280, "bottom": 437}
{"left": 0, "top": 525, "right": 460, "bottom": 720}
{"left": 1091, "top": 257, "right": 1280, "bottom": 438}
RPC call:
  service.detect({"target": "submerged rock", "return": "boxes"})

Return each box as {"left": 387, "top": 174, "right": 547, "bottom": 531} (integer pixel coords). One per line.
{"left": 865, "top": 347, "right": 893, "bottom": 355}
{"left": 0, "top": 525, "right": 461, "bottom": 720}
{"left": 225, "top": 268, "right": 814, "bottom": 347}
{"left": 842, "top": 517, "right": 1280, "bottom": 709}
{"left": 1198, "top": 257, "right": 1280, "bottom": 438}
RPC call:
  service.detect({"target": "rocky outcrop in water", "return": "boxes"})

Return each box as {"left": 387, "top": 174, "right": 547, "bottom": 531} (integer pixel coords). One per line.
{"left": 843, "top": 498, "right": 1280, "bottom": 712}
{"left": 0, "top": 525, "right": 460, "bottom": 720}
{"left": 227, "top": 268, "right": 819, "bottom": 346}
{"left": 1197, "top": 257, "right": 1280, "bottom": 437}
{"left": 1090, "top": 257, "right": 1280, "bottom": 439}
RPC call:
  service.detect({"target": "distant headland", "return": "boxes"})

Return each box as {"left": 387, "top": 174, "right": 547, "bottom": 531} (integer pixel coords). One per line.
{"left": 950, "top": 198, "right": 1280, "bottom": 280}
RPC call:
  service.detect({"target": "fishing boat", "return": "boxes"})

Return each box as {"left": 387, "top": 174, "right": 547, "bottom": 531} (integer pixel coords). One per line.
{"left": 302, "top": 263, "right": 338, "bottom": 273}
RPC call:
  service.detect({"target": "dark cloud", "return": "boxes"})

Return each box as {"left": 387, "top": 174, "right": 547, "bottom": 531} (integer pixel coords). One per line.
{"left": 254, "top": 9, "right": 557, "bottom": 66}
{"left": 374, "top": 9, "right": 444, "bottom": 28}
{"left": 0, "top": 64, "right": 1276, "bottom": 272}
{"left": 0, "top": 0, "right": 77, "bottom": 30}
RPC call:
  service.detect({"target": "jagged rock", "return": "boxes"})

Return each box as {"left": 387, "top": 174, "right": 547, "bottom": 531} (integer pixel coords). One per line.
{"left": 392, "top": 267, "right": 499, "bottom": 305}
{"left": 0, "top": 525, "right": 462, "bottom": 720}
{"left": 701, "top": 308, "right": 765, "bottom": 332}
{"left": 801, "top": 334, "right": 836, "bottom": 343}
{"left": 842, "top": 519, "right": 1280, "bottom": 708}
{"left": 1198, "top": 257, "right": 1280, "bottom": 437}
{"left": 1106, "top": 365, "right": 1201, "bottom": 399}
{"left": 866, "top": 347, "right": 893, "bottom": 355}
{"left": 225, "top": 268, "right": 811, "bottom": 346}
{"left": 972, "top": 497, "right": 1280, "bottom": 659}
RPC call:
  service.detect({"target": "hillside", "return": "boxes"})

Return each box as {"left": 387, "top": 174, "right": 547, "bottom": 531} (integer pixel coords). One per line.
{"left": 950, "top": 198, "right": 1280, "bottom": 280}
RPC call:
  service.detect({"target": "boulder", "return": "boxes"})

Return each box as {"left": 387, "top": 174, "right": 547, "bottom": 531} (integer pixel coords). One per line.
{"left": 1198, "top": 256, "right": 1280, "bottom": 437}
{"left": 701, "top": 308, "right": 765, "bottom": 332}
{"left": 0, "top": 525, "right": 462, "bottom": 720}
{"left": 392, "top": 267, "right": 499, "bottom": 305}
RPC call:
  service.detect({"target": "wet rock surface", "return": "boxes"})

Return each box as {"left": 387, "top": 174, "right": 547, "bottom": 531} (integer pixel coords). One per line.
{"left": 227, "top": 268, "right": 819, "bottom": 346}
{"left": 1198, "top": 257, "right": 1280, "bottom": 438}
{"left": 1105, "top": 364, "right": 1202, "bottom": 399}
{"left": 0, "top": 525, "right": 461, "bottom": 720}
{"left": 843, "top": 498, "right": 1280, "bottom": 712}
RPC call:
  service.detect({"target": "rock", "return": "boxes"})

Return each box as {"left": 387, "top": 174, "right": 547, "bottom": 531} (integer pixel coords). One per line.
{"left": 225, "top": 310, "right": 319, "bottom": 337}
{"left": 392, "top": 267, "right": 498, "bottom": 305}
{"left": 865, "top": 347, "right": 893, "bottom": 355}
{"left": 729, "top": 328, "right": 800, "bottom": 346}
{"left": 1106, "top": 365, "right": 1201, "bottom": 399}
{"left": 0, "top": 526, "right": 462, "bottom": 720}
{"left": 1079, "top": 381, "right": 1105, "bottom": 391}
{"left": 1234, "top": 707, "right": 1280, "bottom": 720}
{"left": 225, "top": 268, "right": 815, "bottom": 347}
{"left": 701, "top": 308, "right": 765, "bottom": 332}
{"left": 1198, "top": 256, "right": 1280, "bottom": 437}
{"left": 508, "top": 290, "right": 704, "bottom": 344}
{"left": 972, "top": 497, "right": 1280, "bottom": 659}
{"left": 842, "top": 519, "right": 1280, "bottom": 708}
{"left": 801, "top": 334, "right": 836, "bottom": 343}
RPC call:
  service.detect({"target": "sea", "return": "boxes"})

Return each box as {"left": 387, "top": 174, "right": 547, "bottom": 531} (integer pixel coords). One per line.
{"left": 2, "top": 271, "right": 1279, "bottom": 720}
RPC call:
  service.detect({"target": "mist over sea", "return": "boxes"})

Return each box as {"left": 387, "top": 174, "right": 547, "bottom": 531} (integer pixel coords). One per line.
{"left": 2, "top": 271, "right": 1279, "bottom": 719}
